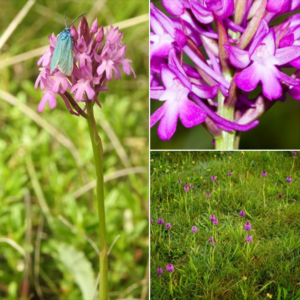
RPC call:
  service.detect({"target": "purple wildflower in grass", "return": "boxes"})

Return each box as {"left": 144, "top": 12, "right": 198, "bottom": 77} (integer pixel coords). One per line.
{"left": 209, "top": 215, "right": 216, "bottom": 222}
{"left": 213, "top": 242, "right": 217, "bottom": 247}
{"left": 239, "top": 210, "right": 246, "bottom": 217}
{"left": 36, "top": 16, "right": 135, "bottom": 114}
{"left": 211, "top": 176, "right": 217, "bottom": 182}
{"left": 212, "top": 218, "right": 219, "bottom": 225}
{"left": 245, "top": 221, "right": 252, "bottom": 231}
{"left": 157, "top": 219, "right": 165, "bottom": 224}
{"left": 166, "top": 223, "right": 172, "bottom": 230}
{"left": 178, "top": 179, "right": 182, "bottom": 183}
{"left": 184, "top": 185, "right": 190, "bottom": 192}
{"left": 208, "top": 237, "right": 214, "bottom": 243}
{"left": 286, "top": 176, "right": 292, "bottom": 183}
{"left": 157, "top": 267, "right": 163, "bottom": 275}
{"left": 190, "top": 184, "right": 194, "bottom": 188}
{"left": 206, "top": 193, "right": 211, "bottom": 198}
{"left": 150, "top": 219, "right": 153, "bottom": 223}
{"left": 227, "top": 172, "right": 232, "bottom": 176}
{"left": 261, "top": 171, "right": 267, "bottom": 177}
{"left": 245, "top": 235, "right": 253, "bottom": 243}
{"left": 166, "top": 263, "right": 174, "bottom": 272}
{"left": 292, "top": 151, "right": 297, "bottom": 155}
{"left": 191, "top": 226, "right": 198, "bottom": 233}
{"left": 279, "top": 193, "right": 283, "bottom": 199}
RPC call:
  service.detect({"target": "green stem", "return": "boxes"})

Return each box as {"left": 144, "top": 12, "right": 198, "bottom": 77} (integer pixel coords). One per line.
{"left": 86, "top": 102, "right": 108, "bottom": 300}
{"left": 215, "top": 90, "right": 236, "bottom": 150}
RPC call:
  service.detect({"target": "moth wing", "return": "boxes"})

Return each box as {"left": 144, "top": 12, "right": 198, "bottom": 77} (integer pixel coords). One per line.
{"left": 50, "top": 34, "right": 63, "bottom": 74}
{"left": 57, "top": 34, "right": 73, "bottom": 76}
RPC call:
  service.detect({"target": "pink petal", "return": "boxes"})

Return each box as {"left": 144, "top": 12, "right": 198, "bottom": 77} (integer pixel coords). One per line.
{"left": 191, "top": 84, "right": 218, "bottom": 99}
{"left": 267, "top": 0, "right": 289, "bottom": 12}
{"left": 277, "top": 69, "right": 300, "bottom": 86}
{"left": 161, "top": 65, "right": 176, "bottom": 88}
{"left": 225, "top": 45, "right": 250, "bottom": 68}
{"left": 151, "top": 87, "right": 165, "bottom": 99}
{"left": 260, "top": 66, "right": 282, "bottom": 100}
{"left": 179, "top": 99, "right": 206, "bottom": 128}
{"left": 289, "top": 85, "right": 300, "bottom": 100}
{"left": 157, "top": 101, "right": 179, "bottom": 140}
{"left": 235, "top": 63, "right": 261, "bottom": 92}
{"left": 162, "top": 0, "right": 186, "bottom": 16}
{"left": 150, "top": 104, "right": 166, "bottom": 128}
{"left": 275, "top": 46, "right": 300, "bottom": 65}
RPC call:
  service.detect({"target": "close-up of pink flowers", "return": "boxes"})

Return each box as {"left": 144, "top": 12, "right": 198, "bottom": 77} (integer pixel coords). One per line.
{"left": 150, "top": 0, "right": 300, "bottom": 149}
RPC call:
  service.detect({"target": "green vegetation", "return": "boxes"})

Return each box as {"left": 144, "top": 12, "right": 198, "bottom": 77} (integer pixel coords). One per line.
{"left": 0, "top": 1, "right": 148, "bottom": 299}
{"left": 151, "top": 151, "right": 300, "bottom": 299}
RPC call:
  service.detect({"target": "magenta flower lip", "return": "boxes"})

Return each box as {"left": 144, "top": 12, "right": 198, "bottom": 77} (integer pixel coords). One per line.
{"left": 157, "top": 219, "right": 165, "bottom": 224}
{"left": 227, "top": 172, "right": 232, "bottom": 176}
{"left": 150, "top": 218, "right": 153, "bottom": 223}
{"left": 239, "top": 210, "right": 246, "bottom": 217}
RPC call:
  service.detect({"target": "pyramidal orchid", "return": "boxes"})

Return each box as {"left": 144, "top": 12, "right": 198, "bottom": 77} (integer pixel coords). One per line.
{"left": 36, "top": 16, "right": 135, "bottom": 115}
{"left": 150, "top": 1, "right": 300, "bottom": 149}
{"left": 35, "top": 16, "right": 135, "bottom": 300}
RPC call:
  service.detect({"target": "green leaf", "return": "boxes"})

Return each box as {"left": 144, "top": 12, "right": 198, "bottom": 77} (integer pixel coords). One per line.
{"left": 56, "top": 243, "right": 96, "bottom": 300}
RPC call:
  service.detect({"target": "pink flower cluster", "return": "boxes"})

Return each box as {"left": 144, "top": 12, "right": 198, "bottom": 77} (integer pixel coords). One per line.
{"left": 35, "top": 16, "right": 135, "bottom": 114}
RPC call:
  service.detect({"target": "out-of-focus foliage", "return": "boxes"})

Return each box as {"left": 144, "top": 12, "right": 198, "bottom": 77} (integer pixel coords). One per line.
{"left": 0, "top": 1, "right": 149, "bottom": 299}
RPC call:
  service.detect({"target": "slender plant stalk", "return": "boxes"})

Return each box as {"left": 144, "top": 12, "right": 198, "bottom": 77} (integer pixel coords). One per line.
{"left": 86, "top": 102, "right": 108, "bottom": 300}
{"left": 215, "top": 90, "right": 236, "bottom": 149}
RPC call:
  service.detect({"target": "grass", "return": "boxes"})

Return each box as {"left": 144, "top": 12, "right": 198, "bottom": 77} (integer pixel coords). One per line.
{"left": 0, "top": 1, "right": 148, "bottom": 299}
{"left": 150, "top": 151, "right": 300, "bottom": 300}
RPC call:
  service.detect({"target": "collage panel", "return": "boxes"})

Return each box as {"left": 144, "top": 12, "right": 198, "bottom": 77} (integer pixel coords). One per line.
{"left": 150, "top": 0, "right": 300, "bottom": 150}
{"left": 0, "top": 1, "right": 148, "bottom": 300}
{"left": 150, "top": 151, "right": 300, "bottom": 299}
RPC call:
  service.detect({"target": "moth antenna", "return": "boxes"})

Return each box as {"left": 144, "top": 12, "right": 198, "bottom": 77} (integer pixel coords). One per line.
{"left": 64, "top": 12, "right": 67, "bottom": 28}
{"left": 69, "top": 13, "right": 86, "bottom": 27}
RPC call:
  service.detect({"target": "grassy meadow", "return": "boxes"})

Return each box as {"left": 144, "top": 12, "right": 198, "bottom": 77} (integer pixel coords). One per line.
{"left": 150, "top": 151, "right": 300, "bottom": 300}
{"left": 0, "top": 1, "right": 148, "bottom": 299}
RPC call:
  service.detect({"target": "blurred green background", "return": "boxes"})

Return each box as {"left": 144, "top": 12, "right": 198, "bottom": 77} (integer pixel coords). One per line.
{"left": 150, "top": 0, "right": 300, "bottom": 150}
{"left": 0, "top": 1, "right": 148, "bottom": 299}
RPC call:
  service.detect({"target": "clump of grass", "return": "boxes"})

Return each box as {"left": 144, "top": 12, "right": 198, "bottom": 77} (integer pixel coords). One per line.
{"left": 151, "top": 151, "right": 300, "bottom": 300}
